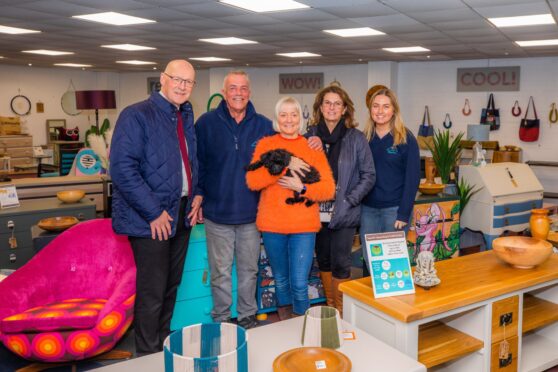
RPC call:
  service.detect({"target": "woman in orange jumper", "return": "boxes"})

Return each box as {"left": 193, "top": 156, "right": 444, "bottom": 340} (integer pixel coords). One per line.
{"left": 246, "top": 96, "right": 335, "bottom": 318}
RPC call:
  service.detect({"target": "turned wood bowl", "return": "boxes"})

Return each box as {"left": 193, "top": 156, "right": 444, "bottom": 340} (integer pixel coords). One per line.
{"left": 273, "top": 347, "right": 351, "bottom": 372}
{"left": 418, "top": 182, "right": 445, "bottom": 195}
{"left": 57, "top": 190, "right": 85, "bottom": 203}
{"left": 492, "top": 236, "right": 553, "bottom": 269}
{"left": 38, "top": 216, "right": 79, "bottom": 232}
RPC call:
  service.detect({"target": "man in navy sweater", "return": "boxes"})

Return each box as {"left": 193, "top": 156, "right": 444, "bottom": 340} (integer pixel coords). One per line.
{"left": 195, "top": 71, "right": 273, "bottom": 328}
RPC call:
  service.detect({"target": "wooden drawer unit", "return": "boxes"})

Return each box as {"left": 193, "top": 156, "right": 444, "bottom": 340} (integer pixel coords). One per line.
{"left": 6, "top": 147, "right": 33, "bottom": 158}
{"left": 492, "top": 295, "right": 519, "bottom": 343}
{"left": 0, "top": 199, "right": 96, "bottom": 269}
{"left": 0, "top": 135, "right": 32, "bottom": 148}
{"left": 491, "top": 335, "right": 518, "bottom": 372}
{"left": 0, "top": 135, "right": 34, "bottom": 172}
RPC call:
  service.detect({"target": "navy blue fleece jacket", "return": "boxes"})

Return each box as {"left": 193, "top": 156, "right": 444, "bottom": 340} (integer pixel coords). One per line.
{"left": 195, "top": 100, "right": 274, "bottom": 224}
{"left": 362, "top": 131, "right": 420, "bottom": 222}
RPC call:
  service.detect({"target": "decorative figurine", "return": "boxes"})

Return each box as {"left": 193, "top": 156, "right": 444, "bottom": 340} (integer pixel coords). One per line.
{"left": 413, "top": 251, "right": 441, "bottom": 289}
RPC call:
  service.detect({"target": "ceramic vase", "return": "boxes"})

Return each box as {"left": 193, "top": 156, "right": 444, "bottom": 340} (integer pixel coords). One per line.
{"left": 530, "top": 209, "right": 550, "bottom": 240}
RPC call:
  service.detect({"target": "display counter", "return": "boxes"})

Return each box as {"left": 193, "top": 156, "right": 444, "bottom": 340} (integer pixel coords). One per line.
{"left": 0, "top": 175, "right": 104, "bottom": 212}
{"left": 96, "top": 316, "right": 426, "bottom": 372}
{"left": 340, "top": 251, "right": 558, "bottom": 371}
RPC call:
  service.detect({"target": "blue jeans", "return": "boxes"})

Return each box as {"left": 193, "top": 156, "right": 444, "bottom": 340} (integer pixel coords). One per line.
{"left": 360, "top": 205, "right": 410, "bottom": 274}
{"left": 262, "top": 232, "right": 315, "bottom": 315}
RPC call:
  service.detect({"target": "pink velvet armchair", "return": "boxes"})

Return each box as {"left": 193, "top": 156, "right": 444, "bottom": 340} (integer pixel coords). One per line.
{"left": 0, "top": 218, "right": 136, "bottom": 362}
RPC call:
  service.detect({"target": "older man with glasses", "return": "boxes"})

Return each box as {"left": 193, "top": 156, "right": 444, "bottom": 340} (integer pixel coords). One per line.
{"left": 110, "top": 59, "right": 202, "bottom": 354}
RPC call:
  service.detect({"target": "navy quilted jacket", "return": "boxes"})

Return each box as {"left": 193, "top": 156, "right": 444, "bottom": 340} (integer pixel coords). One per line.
{"left": 110, "top": 92, "right": 199, "bottom": 238}
{"left": 195, "top": 100, "right": 273, "bottom": 224}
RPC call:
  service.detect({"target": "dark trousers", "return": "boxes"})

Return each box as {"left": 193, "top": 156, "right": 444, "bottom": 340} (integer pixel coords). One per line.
{"left": 129, "top": 198, "right": 191, "bottom": 355}
{"left": 315, "top": 223, "right": 355, "bottom": 279}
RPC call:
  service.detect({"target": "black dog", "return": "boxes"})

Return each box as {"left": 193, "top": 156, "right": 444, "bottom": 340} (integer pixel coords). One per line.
{"left": 246, "top": 149, "right": 320, "bottom": 206}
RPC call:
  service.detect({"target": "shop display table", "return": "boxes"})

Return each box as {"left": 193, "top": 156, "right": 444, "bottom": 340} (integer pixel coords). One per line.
{"left": 96, "top": 316, "right": 426, "bottom": 372}
{"left": 340, "top": 251, "right": 558, "bottom": 372}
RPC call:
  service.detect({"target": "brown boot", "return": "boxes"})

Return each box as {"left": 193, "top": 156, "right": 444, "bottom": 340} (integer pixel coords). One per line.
{"left": 277, "top": 305, "right": 292, "bottom": 321}
{"left": 332, "top": 277, "right": 351, "bottom": 318}
{"left": 319, "top": 271, "right": 334, "bottom": 307}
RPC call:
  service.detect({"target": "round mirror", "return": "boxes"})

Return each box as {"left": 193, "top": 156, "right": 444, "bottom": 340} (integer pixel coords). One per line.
{"left": 10, "top": 94, "right": 31, "bottom": 116}
{"left": 61, "top": 90, "right": 81, "bottom": 116}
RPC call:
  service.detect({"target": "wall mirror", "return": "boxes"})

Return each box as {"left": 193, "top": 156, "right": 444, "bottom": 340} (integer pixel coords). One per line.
{"left": 61, "top": 80, "right": 81, "bottom": 116}
{"left": 46, "top": 119, "right": 66, "bottom": 143}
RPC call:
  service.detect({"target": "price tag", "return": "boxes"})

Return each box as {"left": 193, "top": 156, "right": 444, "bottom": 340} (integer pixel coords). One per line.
{"left": 0, "top": 184, "right": 20, "bottom": 209}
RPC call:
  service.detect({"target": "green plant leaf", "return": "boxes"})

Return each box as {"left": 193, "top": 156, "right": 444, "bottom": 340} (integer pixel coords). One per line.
{"left": 457, "top": 179, "right": 482, "bottom": 214}
{"left": 427, "top": 130, "right": 464, "bottom": 184}
{"left": 84, "top": 128, "right": 92, "bottom": 147}
{"left": 100, "top": 118, "right": 110, "bottom": 134}
{"left": 451, "top": 202, "right": 460, "bottom": 218}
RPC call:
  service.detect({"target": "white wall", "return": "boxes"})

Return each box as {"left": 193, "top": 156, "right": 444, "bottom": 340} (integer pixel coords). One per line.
{"left": 0, "top": 65, "right": 119, "bottom": 146}
{"left": 397, "top": 57, "right": 558, "bottom": 163}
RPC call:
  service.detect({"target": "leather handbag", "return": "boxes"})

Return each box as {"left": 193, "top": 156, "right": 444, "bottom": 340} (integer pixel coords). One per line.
{"left": 480, "top": 93, "right": 500, "bottom": 131}
{"left": 417, "top": 105, "right": 434, "bottom": 150}
{"left": 519, "top": 96, "right": 540, "bottom": 142}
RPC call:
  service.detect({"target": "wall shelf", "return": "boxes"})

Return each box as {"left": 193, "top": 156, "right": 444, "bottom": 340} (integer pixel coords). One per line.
{"left": 418, "top": 321, "right": 484, "bottom": 368}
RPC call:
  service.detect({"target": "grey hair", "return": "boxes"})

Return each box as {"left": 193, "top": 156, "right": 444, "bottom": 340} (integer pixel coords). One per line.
{"left": 272, "top": 96, "right": 303, "bottom": 134}
{"left": 223, "top": 70, "right": 250, "bottom": 90}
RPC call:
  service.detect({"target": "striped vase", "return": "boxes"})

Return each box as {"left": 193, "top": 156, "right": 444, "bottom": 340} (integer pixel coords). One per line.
{"left": 164, "top": 323, "right": 248, "bottom": 372}
{"left": 301, "top": 306, "right": 343, "bottom": 349}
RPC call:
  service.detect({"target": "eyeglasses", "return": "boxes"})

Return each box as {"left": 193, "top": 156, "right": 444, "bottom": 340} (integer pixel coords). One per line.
{"left": 322, "top": 100, "right": 344, "bottom": 108}
{"left": 163, "top": 72, "right": 196, "bottom": 88}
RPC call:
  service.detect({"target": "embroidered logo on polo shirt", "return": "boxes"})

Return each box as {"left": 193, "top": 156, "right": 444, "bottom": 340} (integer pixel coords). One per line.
{"left": 387, "top": 146, "right": 398, "bottom": 154}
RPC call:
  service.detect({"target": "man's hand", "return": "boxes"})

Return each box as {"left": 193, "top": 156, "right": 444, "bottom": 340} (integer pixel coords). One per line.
{"left": 188, "top": 195, "right": 204, "bottom": 226}
{"left": 150, "top": 210, "right": 173, "bottom": 241}
{"left": 307, "top": 136, "right": 323, "bottom": 151}
{"left": 288, "top": 156, "right": 310, "bottom": 178}
{"left": 394, "top": 220, "right": 407, "bottom": 230}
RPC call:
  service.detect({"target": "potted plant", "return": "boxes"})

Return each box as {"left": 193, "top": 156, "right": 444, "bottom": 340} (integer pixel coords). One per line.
{"left": 427, "top": 129, "right": 464, "bottom": 194}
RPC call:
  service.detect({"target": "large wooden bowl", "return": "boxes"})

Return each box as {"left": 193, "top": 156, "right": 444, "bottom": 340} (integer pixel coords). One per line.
{"left": 273, "top": 347, "right": 351, "bottom": 372}
{"left": 57, "top": 190, "right": 85, "bottom": 203}
{"left": 418, "top": 182, "right": 445, "bottom": 195}
{"left": 38, "top": 216, "right": 79, "bottom": 232}
{"left": 492, "top": 236, "right": 553, "bottom": 269}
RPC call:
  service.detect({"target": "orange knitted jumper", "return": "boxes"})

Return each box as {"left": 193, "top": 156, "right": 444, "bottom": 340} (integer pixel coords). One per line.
{"left": 246, "top": 134, "right": 335, "bottom": 234}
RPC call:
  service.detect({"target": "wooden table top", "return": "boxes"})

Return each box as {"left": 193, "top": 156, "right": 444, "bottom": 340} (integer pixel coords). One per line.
{"left": 340, "top": 251, "right": 558, "bottom": 323}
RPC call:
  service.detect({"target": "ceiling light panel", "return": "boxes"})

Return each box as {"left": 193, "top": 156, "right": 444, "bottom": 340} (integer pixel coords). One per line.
{"left": 383, "top": 46, "right": 430, "bottom": 53}
{"left": 54, "top": 63, "right": 92, "bottom": 67}
{"left": 199, "top": 37, "right": 257, "bottom": 45}
{"left": 276, "top": 52, "right": 321, "bottom": 57}
{"left": 72, "top": 12, "right": 156, "bottom": 26}
{"left": 516, "top": 39, "right": 558, "bottom": 47}
{"left": 22, "top": 49, "right": 74, "bottom": 56}
{"left": 488, "top": 14, "right": 555, "bottom": 28}
{"left": 116, "top": 60, "right": 157, "bottom": 65}
{"left": 101, "top": 44, "right": 156, "bottom": 51}
{"left": 323, "top": 27, "right": 385, "bottom": 37}
{"left": 219, "top": 0, "right": 309, "bottom": 13}
{"left": 0, "top": 25, "right": 40, "bottom": 34}
{"left": 190, "top": 57, "right": 232, "bottom": 61}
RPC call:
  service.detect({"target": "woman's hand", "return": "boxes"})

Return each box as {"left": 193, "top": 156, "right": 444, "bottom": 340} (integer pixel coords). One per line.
{"left": 394, "top": 220, "right": 407, "bottom": 230}
{"left": 288, "top": 156, "right": 310, "bottom": 178}
{"left": 278, "top": 172, "right": 304, "bottom": 192}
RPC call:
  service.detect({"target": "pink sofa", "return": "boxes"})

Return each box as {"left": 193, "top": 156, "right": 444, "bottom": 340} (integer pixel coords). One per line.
{"left": 0, "top": 219, "right": 136, "bottom": 362}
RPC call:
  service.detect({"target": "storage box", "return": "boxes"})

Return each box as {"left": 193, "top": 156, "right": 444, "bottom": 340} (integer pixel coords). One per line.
{"left": 0, "top": 116, "right": 21, "bottom": 135}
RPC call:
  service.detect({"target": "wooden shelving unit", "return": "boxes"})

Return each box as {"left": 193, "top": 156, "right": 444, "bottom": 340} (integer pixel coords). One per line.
{"left": 418, "top": 321, "right": 484, "bottom": 368}
{"left": 522, "top": 294, "right": 558, "bottom": 333}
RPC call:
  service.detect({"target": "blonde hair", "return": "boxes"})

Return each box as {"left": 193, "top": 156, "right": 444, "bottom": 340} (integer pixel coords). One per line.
{"left": 273, "top": 96, "right": 303, "bottom": 134}
{"left": 363, "top": 88, "right": 407, "bottom": 146}
{"left": 309, "top": 85, "right": 357, "bottom": 128}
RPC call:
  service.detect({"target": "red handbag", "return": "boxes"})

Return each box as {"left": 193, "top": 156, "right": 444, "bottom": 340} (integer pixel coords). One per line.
{"left": 519, "top": 96, "right": 539, "bottom": 142}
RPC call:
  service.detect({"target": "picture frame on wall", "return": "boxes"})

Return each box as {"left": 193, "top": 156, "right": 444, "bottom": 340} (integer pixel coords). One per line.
{"left": 46, "top": 119, "right": 66, "bottom": 143}
{"left": 147, "top": 77, "right": 161, "bottom": 94}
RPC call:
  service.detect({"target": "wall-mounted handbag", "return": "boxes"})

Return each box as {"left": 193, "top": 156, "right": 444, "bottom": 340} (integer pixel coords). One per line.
{"left": 480, "top": 93, "right": 500, "bottom": 131}
{"left": 519, "top": 96, "right": 540, "bottom": 142}
{"left": 417, "top": 105, "right": 434, "bottom": 150}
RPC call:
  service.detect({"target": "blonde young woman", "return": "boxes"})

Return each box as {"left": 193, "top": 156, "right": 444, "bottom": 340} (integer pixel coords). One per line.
{"left": 360, "top": 88, "right": 420, "bottom": 274}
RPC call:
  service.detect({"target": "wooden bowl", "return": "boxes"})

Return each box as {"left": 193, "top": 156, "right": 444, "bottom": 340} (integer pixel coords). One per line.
{"left": 273, "top": 347, "right": 351, "bottom": 372}
{"left": 418, "top": 182, "right": 445, "bottom": 195}
{"left": 492, "top": 236, "right": 553, "bottom": 269}
{"left": 38, "top": 216, "right": 79, "bottom": 232}
{"left": 57, "top": 190, "right": 85, "bottom": 203}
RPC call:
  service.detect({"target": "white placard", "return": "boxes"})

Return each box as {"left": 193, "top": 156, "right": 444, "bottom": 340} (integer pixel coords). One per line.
{"left": 365, "top": 231, "right": 415, "bottom": 298}
{"left": 0, "top": 184, "right": 20, "bottom": 209}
